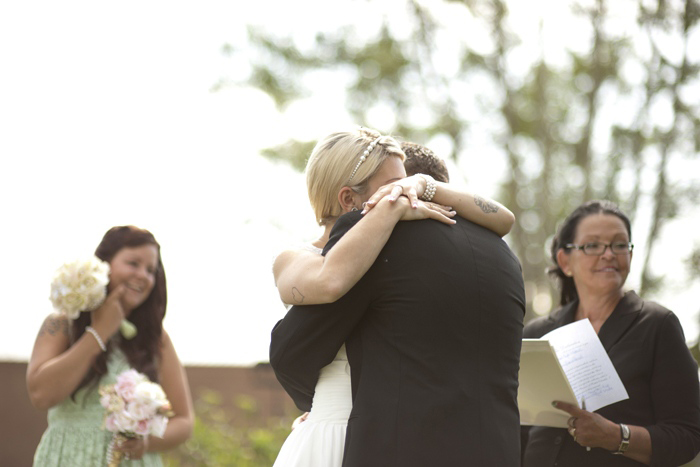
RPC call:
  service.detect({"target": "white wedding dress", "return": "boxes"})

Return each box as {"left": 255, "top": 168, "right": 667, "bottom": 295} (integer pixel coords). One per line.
{"left": 272, "top": 344, "right": 352, "bottom": 467}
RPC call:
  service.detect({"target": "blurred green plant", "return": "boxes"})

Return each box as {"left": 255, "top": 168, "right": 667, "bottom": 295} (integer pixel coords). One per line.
{"left": 162, "top": 390, "right": 297, "bottom": 467}
{"left": 690, "top": 342, "right": 700, "bottom": 365}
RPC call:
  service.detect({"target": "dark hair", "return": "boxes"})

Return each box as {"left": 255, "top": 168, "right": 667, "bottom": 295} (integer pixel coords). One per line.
{"left": 549, "top": 200, "right": 632, "bottom": 306}
{"left": 72, "top": 226, "right": 167, "bottom": 397}
{"left": 401, "top": 141, "right": 450, "bottom": 183}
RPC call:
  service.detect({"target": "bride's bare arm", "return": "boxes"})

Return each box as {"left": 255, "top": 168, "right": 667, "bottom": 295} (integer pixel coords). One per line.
{"left": 273, "top": 196, "right": 454, "bottom": 305}
{"left": 363, "top": 175, "right": 515, "bottom": 237}
{"left": 430, "top": 184, "right": 513, "bottom": 237}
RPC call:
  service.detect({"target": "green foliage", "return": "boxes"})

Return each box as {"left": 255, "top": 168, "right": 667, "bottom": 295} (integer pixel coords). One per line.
{"left": 691, "top": 341, "right": 700, "bottom": 366}
{"left": 687, "top": 247, "right": 700, "bottom": 281}
{"left": 260, "top": 139, "right": 318, "bottom": 171}
{"left": 162, "top": 390, "right": 296, "bottom": 467}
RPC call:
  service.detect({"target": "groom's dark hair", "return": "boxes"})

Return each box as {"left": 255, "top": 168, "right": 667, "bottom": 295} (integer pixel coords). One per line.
{"left": 401, "top": 141, "right": 450, "bottom": 183}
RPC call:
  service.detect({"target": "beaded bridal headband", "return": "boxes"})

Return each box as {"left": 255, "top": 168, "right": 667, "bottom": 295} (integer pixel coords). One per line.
{"left": 346, "top": 135, "right": 382, "bottom": 184}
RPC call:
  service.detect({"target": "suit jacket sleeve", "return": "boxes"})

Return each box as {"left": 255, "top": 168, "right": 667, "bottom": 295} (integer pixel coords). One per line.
{"left": 269, "top": 211, "right": 373, "bottom": 411}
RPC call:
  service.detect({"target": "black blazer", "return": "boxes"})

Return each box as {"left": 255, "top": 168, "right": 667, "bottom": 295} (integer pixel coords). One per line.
{"left": 521, "top": 291, "right": 700, "bottom": 467}
{"left": 270, "top": 212, "right": 526, "bottom": 467}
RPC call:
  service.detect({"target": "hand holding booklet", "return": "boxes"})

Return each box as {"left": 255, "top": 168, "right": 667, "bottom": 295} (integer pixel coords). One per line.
{"left": 518, "top": 319, "right": 629, "bottom": 427}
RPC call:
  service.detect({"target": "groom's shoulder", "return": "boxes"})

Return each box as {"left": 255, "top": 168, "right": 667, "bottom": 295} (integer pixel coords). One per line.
{"left": 389, "top": 215, "right": 502, "bottom": 245}
{"left": 449, "top": 216, "right": 523, "bottom": 270}
{"left": 453, "top": 214, "right": 503, "bottom": 236}
{"left": 323, "top": 211, "right": 363, "bottom": 256}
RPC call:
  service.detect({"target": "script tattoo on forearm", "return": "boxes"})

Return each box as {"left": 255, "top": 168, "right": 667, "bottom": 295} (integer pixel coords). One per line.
{"left": 474, "top": 195, "right": 500, "bottom": 214}
{"left": 38, "top": 316, "right": 69, "bottom": 337}
{"left": 291, "top": 287, "right": 306, "bottom": 304}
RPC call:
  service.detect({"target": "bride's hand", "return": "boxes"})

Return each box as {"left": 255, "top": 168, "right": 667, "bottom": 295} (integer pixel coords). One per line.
{"left": 361, "top": 175, "right": 428, "bottom": 214}
{"left": 395, "top": 196, "right": 456, "bottom": 225}
{"left": 291, "top": 412, "right": 309, "bottom": 430}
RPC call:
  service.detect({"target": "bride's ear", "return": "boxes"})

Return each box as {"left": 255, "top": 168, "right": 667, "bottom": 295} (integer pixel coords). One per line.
{"left": 338, "top": 187, "right": 359, "bottom": 213}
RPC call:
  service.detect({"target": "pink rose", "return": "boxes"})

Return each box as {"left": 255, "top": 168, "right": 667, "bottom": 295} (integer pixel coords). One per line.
{"left": 115, "top": 369, "right": 144, "bottom": 400}
{"left": 135, "top": 419, "right": 151, "bottom": 437}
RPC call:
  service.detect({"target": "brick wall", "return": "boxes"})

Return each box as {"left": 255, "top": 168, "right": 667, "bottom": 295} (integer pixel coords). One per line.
{"left": 0, "top": 361, "right": 298, "bottom": 467}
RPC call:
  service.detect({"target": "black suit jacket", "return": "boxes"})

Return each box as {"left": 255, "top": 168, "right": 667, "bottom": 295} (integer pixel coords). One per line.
{"left": 521, "top": 292, "right": 700, "bottom": 467}
{"left": 271, "top": 212, "right": 526, "bottom": 466}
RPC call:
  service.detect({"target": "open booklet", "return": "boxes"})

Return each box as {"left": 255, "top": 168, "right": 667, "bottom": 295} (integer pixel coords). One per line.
{"left": 518, "top": 318, "right": 629, "bottom": 427}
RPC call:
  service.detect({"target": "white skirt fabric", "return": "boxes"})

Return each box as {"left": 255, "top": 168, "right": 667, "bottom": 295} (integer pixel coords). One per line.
{"left": 273, "top": 345, "right": 353, "bottom": 467}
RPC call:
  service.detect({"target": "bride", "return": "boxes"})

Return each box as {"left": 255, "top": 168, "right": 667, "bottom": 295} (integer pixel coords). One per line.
{"left": 271, "top": 127, "right": 514, "bottom": 466}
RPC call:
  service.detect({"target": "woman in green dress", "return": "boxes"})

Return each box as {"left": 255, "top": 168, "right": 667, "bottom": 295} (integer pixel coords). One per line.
{"left": 28, "top": 226, "right": 194, "bottom": 466}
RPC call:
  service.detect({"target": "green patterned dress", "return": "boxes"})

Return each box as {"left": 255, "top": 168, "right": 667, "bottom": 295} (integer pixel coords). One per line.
{"left": 33, "top": 348, "right": 163, "bottom": 467}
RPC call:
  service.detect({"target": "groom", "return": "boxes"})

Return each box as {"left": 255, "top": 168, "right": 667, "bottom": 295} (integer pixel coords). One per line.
{"left": 270, "top": 208, "right": 526, "bottom": 466}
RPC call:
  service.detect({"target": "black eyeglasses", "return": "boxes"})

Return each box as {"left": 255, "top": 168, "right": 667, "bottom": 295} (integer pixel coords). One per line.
{"left": 565, "top": 242, "right": 634, "bottom": 256}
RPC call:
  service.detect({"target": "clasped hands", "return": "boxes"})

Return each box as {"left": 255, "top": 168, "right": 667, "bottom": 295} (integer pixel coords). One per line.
{"left": 362, "top": 175, "right": 456, "bottom": 225}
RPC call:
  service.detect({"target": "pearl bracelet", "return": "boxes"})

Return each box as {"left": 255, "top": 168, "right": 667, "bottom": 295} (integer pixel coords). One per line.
{"left": 419, "top": 174, "right": 437, "bottom": 202}
{"left": 85, "top": 326, "right": 107, "bottom": 352}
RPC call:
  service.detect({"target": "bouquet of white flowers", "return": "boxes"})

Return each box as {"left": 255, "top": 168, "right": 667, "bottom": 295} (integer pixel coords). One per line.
{"left": 49, "top": 257, "right": 137, "bottom": 339}
{"left": 100, "top": 369, "right": 173, "bottom": 466}
{"left": 50, "top": 257, "right": 110, "bottom": 319}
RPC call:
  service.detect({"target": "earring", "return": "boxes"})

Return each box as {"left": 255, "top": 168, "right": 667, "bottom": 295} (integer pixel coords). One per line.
{"left": 350, "top": 207, "right": 359, "bottom": 212}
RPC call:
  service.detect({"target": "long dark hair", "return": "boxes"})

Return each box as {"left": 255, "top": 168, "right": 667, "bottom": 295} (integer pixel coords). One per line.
{"left": 72, "top": 226, "right": 167, "bottom": 397}
{"left": 549, "top": 200, "right": 632, "bottom": 306}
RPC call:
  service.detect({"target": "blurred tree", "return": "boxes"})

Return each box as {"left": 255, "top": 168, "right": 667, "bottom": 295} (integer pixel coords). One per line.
{"left": 226, "top": 0, "right": 700, "bottom": 323}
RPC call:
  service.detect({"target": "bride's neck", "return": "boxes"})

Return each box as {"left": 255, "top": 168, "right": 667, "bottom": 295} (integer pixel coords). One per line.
{"left": 313, "top": 221, "right": 337, "bottom": 249}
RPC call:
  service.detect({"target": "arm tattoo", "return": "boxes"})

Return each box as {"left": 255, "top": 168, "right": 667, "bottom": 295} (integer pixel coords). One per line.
{"left": 291, "top": 287, "right": 306, "bottom": 304}
{"left": 38, "top": 316, "right": 70, "bottom": 338}
{"left": 474, "top": 195, "right": 500, "bottom": 214}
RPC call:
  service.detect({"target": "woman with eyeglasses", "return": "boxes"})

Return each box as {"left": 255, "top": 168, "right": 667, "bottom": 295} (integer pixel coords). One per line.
{"left": 521, "top": 200, "right": 700, "bottom": 467}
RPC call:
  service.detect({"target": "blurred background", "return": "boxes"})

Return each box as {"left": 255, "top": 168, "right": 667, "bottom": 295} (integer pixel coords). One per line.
{"left": 1, "top": 0, "right": 699, "bottom": 465}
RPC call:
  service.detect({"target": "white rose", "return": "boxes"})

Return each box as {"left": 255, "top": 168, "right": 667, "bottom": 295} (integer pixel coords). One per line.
{"left": 60, "top": 291, "right": 88, "bottom": 318}
{"left": 49, "top": 257, "right": 110, "bottom": 318}
{"left": 127, "top": 400, "right": 154, "bottom": 421}
{"left": 114, "top": 412, "right": 138, "bottom": 434}
{"left": 133, "top": 381, "right": 168, "bottom": 411}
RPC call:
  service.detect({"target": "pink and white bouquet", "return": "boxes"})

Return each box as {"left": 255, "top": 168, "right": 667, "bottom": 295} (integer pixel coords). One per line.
{"left": 49, "top": 257, "right": 137, "bottom": 339}
{"left": 100, "top": 369, "right": 173, "bottom": 466}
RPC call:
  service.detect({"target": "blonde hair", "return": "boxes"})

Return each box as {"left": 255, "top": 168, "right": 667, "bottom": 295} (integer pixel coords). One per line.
{"left": 306, "top": 127, "right": 405, "bottom": 225}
